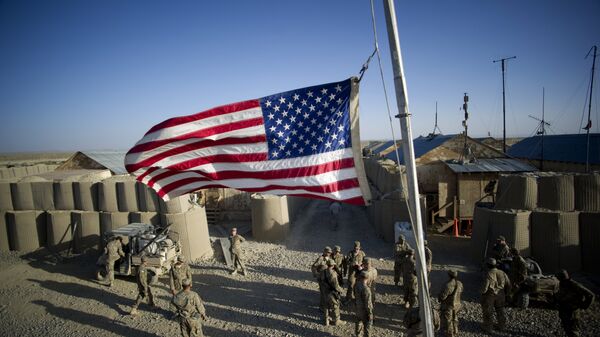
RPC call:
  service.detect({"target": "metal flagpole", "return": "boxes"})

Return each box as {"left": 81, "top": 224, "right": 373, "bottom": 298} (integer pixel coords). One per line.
{"left": 382, "top": 1, "right": 434, "bottom": 336}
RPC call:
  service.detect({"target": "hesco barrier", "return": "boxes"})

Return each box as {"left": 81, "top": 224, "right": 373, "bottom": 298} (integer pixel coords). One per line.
{"left": 471, "top": 206, "right": 494, "bottom": 261}
{"left": 537, "top": 174, "right": 575, "bottom": 211}
{"left": 98, "top": 178, "right": 119, "bottom": 212}
{"left": 580, "top": 212, "right": 600, "bottom": 273}
{"left": 286, "top": 196, "right": 310, "bottom": 222}
{"left": 53, "top": 181, "right": 75, "bottom": 210}
{"left": 489, "top": 209, "right": 531, "bottom": 257}
{"left": 0, "top": 211, "right": 9, "bottom": 251}
{"left": 137, "top": 183, "right": 160, "bottom": 212}
{"left": 31, "top": 181, "right": 55, "bottom": 211}
{"left": 251, "top": 194, "right": 290, "bottom": 242}
{"left": 6, "top": 210, "right": 46, "bottom": 252}
{"left": 73, "top": 181, "right": 99, "bottom": 211}
{"left": 71, "top": 211, "right": 100, "bottom": 253}
{"left": 10, "top": 182, "right": 34, "bottom": 210}
{"left": 46, "top": 210, "right": 72, "bottom": 250}
{"left": 495, "top": 174, "right": 537, "bottom": 210}
{"left": 160, "top": 195, "right": 191, "bottom": 214}
{"left": 116, "top": 180, "right": 139, "bottom": 212}
{"left": 129, "top": 212, "right": 160, "bottom": 227}
{"left": 99, "top": 212, "right": 129, "bottom": 248}
{"left": 574, "top": 174, "right": 600, "bottom": 212}
{"left": 161, "top": 207, "right": 212, "bottom": 261}
{"left": 531, "top": 210, "right": 580, "bottom": 273}
{"left": 0, "top": 182, "right": 13, "bottom": 210}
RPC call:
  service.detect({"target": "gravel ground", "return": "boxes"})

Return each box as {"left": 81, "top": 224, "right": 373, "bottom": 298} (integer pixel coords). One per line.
{"left": 0, "top": 199, "right": 599, "bottom": 336}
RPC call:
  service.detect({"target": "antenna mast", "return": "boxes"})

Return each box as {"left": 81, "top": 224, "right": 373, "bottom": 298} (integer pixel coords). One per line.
{"left": 493, "top": 56, "right": 517, "bottom": 153}
{"left": 528, "top": 88, "right": 551, "bottom": 171}
{"left": 431, "top": 101, "right": 442, "bottom": 136}
{"left": 585, "top": 45, "right": 597, "bottom": 172}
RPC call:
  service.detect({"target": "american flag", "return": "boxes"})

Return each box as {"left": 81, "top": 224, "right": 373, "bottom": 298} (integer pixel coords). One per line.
{"left": 125, "top": 78, "right": 371, "bottom": 205}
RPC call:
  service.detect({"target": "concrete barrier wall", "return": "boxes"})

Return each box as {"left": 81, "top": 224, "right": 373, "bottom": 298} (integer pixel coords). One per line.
{"left": 46, "top": 210, "right": 72, "bottom": 250}
{"left": 251, "top": 194, "right": 290, "bottom": 242}
{"left": 537, "top": 174, "right": 575, "bottom": 211}
{"left": 161, "top": 207, "right": 212, "bottom": 261}
{"left": 286, "top": 196, "right": 310, "bottom": 221}
{"left": 116, "top": 181, "right": 139, "bottom": 212}
{"left": 73, "top": 181, "right": 99, "bottom": 211}
{"left": 471, "top": 206, "right": 493, "bottom": 261}
{"left": 10, "top": 182, "right": 35, "bottom": 210}
{"left": 31, "top": 181, "right": 55, "bottom": 211}
{"left": 98, "top": 179, "right": 119, "bottom": 212}
{"left": 489, "top": 209, "right": 531, "bottom": 257}
{"left": 0, "top": 182, "right": 13, "bottom": 210}
{"left": 129, "top": 212, "right": 160, "bottom": 227}
{"left": 495, "top": 174, "right": 537, "bottom": 210}
{"left": 160, "top": 195, "right": 191, "bottom": 214}
{"left": 6, "top": 210, "right": 46, "bottom": 252}
{"left": 53, "top": 182, "right": 75, "bottom": 210}
{"left": 99, "top": 211, "right": 129, "bottom": 248}
{"left": 574, "top": 174, "right": 600, "bottom": 211}
{"left": 531, "top": 210, "right": 580, "bottom": 273}
{"left": 0, "top": 164, "right": 58, "bottom": 180}
{"left": 71, "top": 211, "right": 100, "bottom": 253}
{"left": 137, "top": 184, "right": 160, "bottom": 212}
{"left": 0, "top": 211, "right": 9, "bottom": 251}
{"left": 580, "top": 212, "right": 600, "bottom": 273}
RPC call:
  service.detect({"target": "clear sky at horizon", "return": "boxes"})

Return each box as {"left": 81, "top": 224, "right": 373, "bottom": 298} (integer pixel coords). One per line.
{"left": 1, "top": 0, "right": 599, "bottom": 152}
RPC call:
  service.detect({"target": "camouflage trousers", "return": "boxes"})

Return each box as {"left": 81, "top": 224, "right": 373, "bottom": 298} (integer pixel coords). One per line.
{"left": 403, "top": 276, "right": 418, "bottom": 308}
{"left": 559, "top": 308, "right": 581, "bottom": 337}
{"left": 355, "top": 311, "right": 372, "bottom": 337}
{"left": 105, "top": 258, "right": 118, "bottom": 282}
{"left": 179, "top": 316, "right": 204, "bottom": 337}
{"left": 232, "top": 253, "right": 245, "bottom": 273}
{"left": 324, "top": 293, "right": 341, "bottom": 324}
{"left": 481, "top": 293, "right": 506, "bottom": 331}
{"left": 346, "top": 273, "right": 357, "bottom": 301}
{"left": 133, "top": 286, "right": 155, "bottom": 309}
{"left": 393, "top": 261, "right": 402, "bottom": 285}
{"left": 441, "top": 307, "right": 459, "bottom": 337}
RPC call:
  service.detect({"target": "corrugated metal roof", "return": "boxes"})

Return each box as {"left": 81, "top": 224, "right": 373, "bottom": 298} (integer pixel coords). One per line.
{"left": 445, "top": 158, "right": 537, "bottom": 173}
{"left": 365, "top": 141, "right": 384, "bottom": 150}
{"left": 81, "top": 151, "right": 127, "bottom": 174}
{"left": 371, "top": 140, "right": 396, "bottom": 155}
{"left": 508, "top": 133, "right": 600, "bottom": 164}
{"left": 384, "top": 134, "right": 457, "bottom": 164}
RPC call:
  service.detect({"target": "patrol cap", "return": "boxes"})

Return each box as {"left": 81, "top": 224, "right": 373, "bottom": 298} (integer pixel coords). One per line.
{"left": 447, "top": 270, "right": 458, "bottom": 278}
{"left": 486, "top": 257, "right": 497, "bottom": 266}
{"left": 354, "top": 241, "right": 361, "bottom": 248}
{"left": 497, "top": 235, "right": 506, "bottom": 241}
{"left": 334, "top": 245, "right": 341, "bottom": 252}
{"left": 178, "top": 255, "right": 186, "bottom": 262}
{"left": 182, "top": 278, "right": 192, "bottom": 287}
{"left": 326, "top": 259, "right": 336, "bottom": 267}
{"left": 324, "top": 246, "right": 332, "bottom": 253}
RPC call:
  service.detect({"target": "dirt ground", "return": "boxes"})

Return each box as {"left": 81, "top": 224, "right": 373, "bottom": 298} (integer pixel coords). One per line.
{"left": 0, "top": 199, "right": 599, "bottom": 336}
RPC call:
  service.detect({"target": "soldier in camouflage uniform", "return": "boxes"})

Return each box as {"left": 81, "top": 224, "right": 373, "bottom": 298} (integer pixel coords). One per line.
{"left": 98, "top": 236, "right": 125, "bottom": 287}
{"left": 130, "top": 256, "right": 156, "bottom": 316}
{"left": 402, "top": 249, "right": 418, "bottom": 309}
{"left": 479, "top": 257, "right": 511, "bottom": 333}
{"left": 170, "top": 255, "right": 193, "bottom": 296}
{"left": 345, "top": 241, "right": 366, "bottom": 303}
{"left": 313, "top": 247, "right": 332, "bottom": 312}
{"left": 332, "top": 245, "right": 346, "bottom": 286}
{"left": 354, "top": 271, "right": 372, "bottom": 337}
{"left": 424, "top": 240, "right": 432, "bottom": 273}
{"left": 394, "top": 235, "right": 412, "bottom": 287}
{"left": 362, "top": 257, "right": 377, "bottom": 309}
{"left": 323, "top": 259, "right": 345, "bottom": 326}
{"left": 555, "top": 269, "right": 595, "bottom": 337}
{"left": 403, "top": 305, "right": 440, "bottom": 337}
{"left": 438, "top": 270, "right": 463, "bottom": 337}
{"left": 171, "top": 278, "right": 207, "bottom": 337}
{"left": 508, "top": 247, "right": 528, "bottom": 306}
{"left": 492, "top": 236, "right": 511, "bottom": 260}
{"left": 229, "top": 228, "right": 246, "bottom": 276}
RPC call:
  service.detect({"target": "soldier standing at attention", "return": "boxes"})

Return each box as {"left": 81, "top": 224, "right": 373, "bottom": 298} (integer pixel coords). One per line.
{"left": 332, "top": 245, "right": 346, "bottom": 286}
{"left": 362, "top": 257, "right": 378, "bottom": 309}
{"left": 313, "top": 247, "right": 332, "bottom": 312}
{"left": 554, "top": 269, "right": 595, "bottom": 337}
{"left": 98, "top": 236, "right": 125, "bottom": 287}
{"left": 354, "top": 271, "right": 373, "bottom": 337}
{"left": 438, "top": 270, "right": 463, "bottom": 337}
{"left": 401, "top": 249, "right": 418, "bottom": 309}
{"left": 323, "top": 259, "right": 345, "bottom": 326}
{"left": 480, "top": 258, "right": 511, "bottom": 333}
{"left": 130, "top": 256, "right": 156, "bottom": 316}
{"left": 394, "top": 235, "right": 412, "bottom": 287}
{"left": 172, "top": 278, "right": 208, "bottom": 337}
{"left": 345, "top": 241, "right": 366, "bottom": 303}
{"left": 229, "top": 227, "right": 246, "bottom": 276}
{"left": 170, "top": 255, "right": 193, "bottom": 296}
{"left": 317, "top": 263, "right": 329, "bottom": 313}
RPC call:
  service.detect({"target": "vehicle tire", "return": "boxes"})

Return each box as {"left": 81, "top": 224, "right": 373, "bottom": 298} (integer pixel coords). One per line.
{"left": 518, "top": 292, "right": 530, "bottom": 310}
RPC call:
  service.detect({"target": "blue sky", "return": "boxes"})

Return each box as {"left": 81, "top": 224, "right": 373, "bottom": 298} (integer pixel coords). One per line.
{"left": 0, "top": 0, "right": 598, "bottom": 152}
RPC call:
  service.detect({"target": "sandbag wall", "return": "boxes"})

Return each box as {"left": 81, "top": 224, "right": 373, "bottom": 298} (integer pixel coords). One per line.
{"left": 0, "top": 164, "right": 59, "bottom": 180}
{"left": 161, "top": 207, "right": 212, "bottom": 261}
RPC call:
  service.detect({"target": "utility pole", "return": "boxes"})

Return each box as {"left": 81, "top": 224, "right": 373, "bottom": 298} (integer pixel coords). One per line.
{"left": 431, "top": 101, "right": 442, "bottom": 135}
{"left": 493, "top": 56, "right": 516, "bottom": 153}
{"left": 383, "top": 0, "right": 433, "bottom": 336}
{"left": 585, "top": 46, "right": 597, "bottom": 172}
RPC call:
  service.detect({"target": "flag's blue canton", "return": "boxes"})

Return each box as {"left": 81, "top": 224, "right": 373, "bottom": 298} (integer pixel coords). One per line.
{"left": 260, "top": 79, "right": 352, "bottom": 160}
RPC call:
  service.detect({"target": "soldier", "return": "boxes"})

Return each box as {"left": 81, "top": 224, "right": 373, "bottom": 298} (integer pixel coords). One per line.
{"left": 479, "top": 257, "right": 511, "bottom": 333}
{"left": 403, "top": 305, "right": 440, "bottom": 337}
{"left": 170, "top": 255, "right": 193, "bottom": 296}
{"left": 362, "top": 257, "right": 378, "bottom": 309}
{"left": 171, "top": 278, "right": 208, "bottom": 337}
{"left": 130, "top": 256, "right": 156, "bottom": 316}
{"left": 354, "top": 271, "right": 373, "bottom": 337}
{"left": 332, "top": 245, "right": 346, "bottom": 286}
{"left": 329, "top": 201, "right": 342, "bottom": 230}
{"left": 229, "top": 227, "right": 246, "bottom": 276}
{"left": 323, "top": 259, "right": 345, "bottom": 326}
{"left": 554, "top": 269, "right": 595, "bottom": 337}
{"left": 345, "top": 241, "right": 366, "bottom": 303}
{"left": 98, "top": 236, "right": 125, "bottom": 287}
{"left": 394, "top": 234, "right": 412, "bottom": 287}
{"left": 508, "top": 247, "right": 528, "bottom": 307}
{"left": 424, "top": 240, "right": 432, "bottom": 274}
{"left": 316, "top": 261, "right": 329, "bottom": 313}
{"left": 492, "top": 236, "right": 510, "bottom": 261}
{"left": 438, "top": 270, "right": 463, "bottom": 337}
{"left": 402, "top": 249, "right": 418, "bottom": 309}
{"left": 312, "top": 247, "right": 332, "bottom": 278}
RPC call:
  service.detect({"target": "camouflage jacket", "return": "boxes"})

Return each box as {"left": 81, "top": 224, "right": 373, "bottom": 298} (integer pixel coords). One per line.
{"left": 394, "top": 241, "right": 412, "bottom": 263}
{"left": 345, "top": 250, "right": 365, "bottom": 276}
{"left": 355, "top": 282, "right": 373, "bottom": 318}
{"left": 170, "top": 262, "right": 192, "bottom": 292}
{"left": 401, "top": 256, "right": 416, "bottom": 280}
{"left": 137, "top": 264, "right": 151, "bottom": 291}
{"left": 324, "top": 268, "right": 344, "bottom": 294}
{"left": 105, "top": 240, "right": 124, "bottom": 261}
{"left": 555, "top": 279, "right": 595, "bottom": 311}
{"left": 172, "top": 290, "right": 206, "bottom": 319}
{"left": 311, "top": 255, "right": 330, "bottom": 278}
{"left": 438, "top": 278, "right": 463, "bottom": 310}
{"left": 492, "top": 243, "right": 511, "bottom": 260}
{"left": 509, "top": 256, "right": 528, "bottom": 285}
{"left": 229, "top": 234, "right": 245, "bottom": 255}
{"left": 480, "top": 268, "right": 511, "bottom": 296}
{"left": 332, "top": 252, "right": 346, "bottom": 276}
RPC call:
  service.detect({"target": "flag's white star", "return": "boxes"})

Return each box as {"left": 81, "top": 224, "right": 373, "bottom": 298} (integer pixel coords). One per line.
{"left": 329, "top": 119, "right": 336, "bottom": 125}
{"left": 283, "top": 123, "right": 291, "bottom": 130}
{"left": 301, "top": 99, "right": 307, "bottom": 106}
{"left": 293, "top": 93, "right": 300, "bottom": 101}
{"left": 335, "top": 84, "right": 342, "bottom": 92}
{"left": 286, "top": 150, "right": 291, "bottom": 156}
{"left": 338, "top": 125, "right": 344, "bottom": 132}
{"left": 290, "top": 116, "right": 297, "bottom": 123}
{"left": 299, "top": 134, "right": 305, "bottom": 141}
{"left": 317, "top": 123, "right": 323, "bottom": 129}
{"left": 324, "top": 127, "right": 330, "bottom": 133}
{"left": 272, "top": 151, "right": 278, "bottom": 157}
{"left": 304, "top": 126, "right": 311, "bottom": 133}
{"left": 265, "top": 100, "right": 272, "bottom": 107}
{"left": 330, "top": 107, "right": 336, "bottom": 113}
{"left": 274, "top": 105, "right": 280, "bottom": 112}
{"left": 271, "top": 138, "right": 278, "bottom": 144}
{"left": 323, "top": 101, "right": 329, "bottom": 108}
{"left": 329, "top": 93, "right": 336, "bottom": 101}
{"left": 277, "top": 131, "right": 284, "bottom": 138}
{"left": 303, "top": 112, "right": 310, "bottom": 119}
{"left": 298, "top": 148, "right": 304, "bottom": 154}
{"left": 336, "top": 111, "right": 344, "bottom": 117}
{"left": 315, "top": 96, "right": 322, "bottom": 103}
{"left": 292, "top": 142, "right": 298, "bottom": 148}
{"left": 279, "top": 144, "right": 285, "bottom": 150}
{"left": 336, "top": 98, "right": 343, "bottom": 105}
{"left": 285, "top": 136, "right": 291, "bottom": 143}
{"left": 316, "top": 110, "right": 323, "bottom": 117}
{"left": 311, "top": 144, "right": 318, "bottom": 151}
{"left": 339, "top": 139, "right": 346, "bottom": 145}
{"left": 318, "top": 136, "right": 324, "bottom": 143}
{"left": 331, "top": 133, "right": 338, "bottom": 140}
{"left": 282, "top": 110, "right": 289, "bottom": 117}
{"left": 267, "top": 112, "right": 275, "bottom": 120}
{"left": 287, "top": 102, "right": 293, "bottom": 109}
{"left": 298, "top": 121, "right": 304, "bottom": 127}
{"left": 311, "top": 131, "right": 317, "bottom": 137}
{"left": 307, "top": 91, "right": 314, "bottom": 98}
{"left": 291, "top": 129, "right": 298, "bottom": 136}
{"left": 279, "top": 97, "right": 286, "bottom": 104}
{"left": 321, "top": 88, "right": 328, "bottom": 95}
{"left": 325, "top": 141, "right": 332, "bottom": 148}
{"left": 305, "top": 139, "right": 310, "bottom": 145}
{"left": 311, "top": 118, "right": 317, "bottom": 125}
{"left": 295, "top": 107, "right": 302, "bottom": 114}
{"left": 275, "top": 119, "right": 283, "bottom": 125}
{"left": 309, "top": 104, "right": 316, "bottom": 112}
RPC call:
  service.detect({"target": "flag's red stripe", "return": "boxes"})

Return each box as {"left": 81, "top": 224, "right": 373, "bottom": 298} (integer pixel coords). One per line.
{"left": 157, "top": 177, "right": 361, "bottom": 198}
{"left": 137, "top": 166, "right": 160, "bottom": 182}
{"left": 125, "top": 135, "right": 267, "bottom": 173}
{"left": 127, "top": 117, "right": 264, "bottom": 156}
{"left": 145, "top": 99, "right": 260, "bottom": 135}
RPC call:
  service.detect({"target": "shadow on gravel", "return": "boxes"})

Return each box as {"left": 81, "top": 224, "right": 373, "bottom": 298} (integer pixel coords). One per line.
{"left": 204, "top": 325, "right": 258, "bottom": 337}
{"left": 21, "top": 248, "right": 100, "bottom": 281}
{"left": 251, "top": 265, "right": 313, "bottom": 281}
{"left": 32, "top": 300, "right": 161, "bottom": 337}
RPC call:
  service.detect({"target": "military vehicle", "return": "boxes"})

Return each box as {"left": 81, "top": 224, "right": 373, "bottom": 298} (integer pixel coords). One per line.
{"left": 498, "top": 257, "right": 559, "bottom": 309}
{"left": 97, "top": 222, "right": 182, "bottom": 277}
